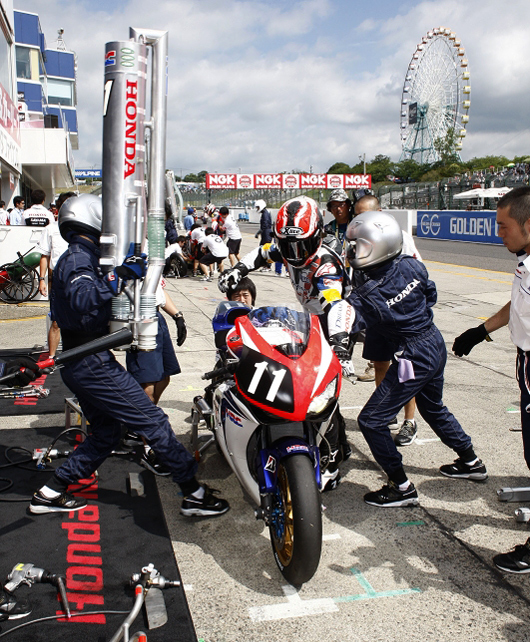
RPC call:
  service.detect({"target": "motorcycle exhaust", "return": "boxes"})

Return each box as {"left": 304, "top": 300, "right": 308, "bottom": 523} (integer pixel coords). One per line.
{"left": 193, "top": 395, "right": 213, "bottom": 416}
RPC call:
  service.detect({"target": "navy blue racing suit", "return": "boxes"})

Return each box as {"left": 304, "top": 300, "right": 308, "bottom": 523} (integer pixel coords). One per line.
{"left": 345, "top": 255, "right": 474, "bottom": 480}
{"left": 50, "top": 235, "right": 197, "bottom": 488}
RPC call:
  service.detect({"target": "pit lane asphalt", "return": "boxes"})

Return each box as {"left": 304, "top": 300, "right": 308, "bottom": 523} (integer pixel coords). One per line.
{"left": 1, "top": 231, "right": 529, "bottom": 642}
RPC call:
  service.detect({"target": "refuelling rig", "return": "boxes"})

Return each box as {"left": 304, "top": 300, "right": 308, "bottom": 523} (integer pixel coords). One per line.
{"left": 100, "top": 27, "right": 170, "bottom": 351}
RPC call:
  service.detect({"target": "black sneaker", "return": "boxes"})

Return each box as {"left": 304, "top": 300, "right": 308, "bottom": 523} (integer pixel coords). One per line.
{"left": 180, "top": 484, "right": 230, "bottom": 517}
{"left": 394, "top": 420, "right": 417, "bottom": 447}
{"left": 364, "top": 481, "right": 419, "bottom": 507}
{"left": 138, "top": 448, "right": 171, "bottom": 476}
{"left": 0, "top": 591, "right": 31, "bottom": 619}
{"left": 388, "top": 416, "right": 399, "bottom": 430}
{"left": 439, "top": 458, "right": 488, "bottom": 482}
{"left": 30, "top": 490, "right": 87, "bottom": 514}
{"left": 494, "top": 538, "right": 530, "bottom": 573}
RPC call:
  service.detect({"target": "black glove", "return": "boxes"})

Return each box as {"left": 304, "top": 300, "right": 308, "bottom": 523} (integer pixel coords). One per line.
{"left": 173, "top": 312, "right": 187, "bottom": 346}
{"left": 3, "top": 357, "right": 41, "bottom": 386}
{"left": 328, "top": 331, "right": 351, "bottom": 361}
{"left": 452, "top": 323, "right": 490, "bottom": 357}
{"left": 115, "top": 252, "right": 147, "bottom": 281}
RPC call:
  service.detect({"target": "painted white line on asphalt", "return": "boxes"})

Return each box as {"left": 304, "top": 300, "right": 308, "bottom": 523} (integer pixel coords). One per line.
{"left": 340, "top": 406, "right": 363, "bottom": 410}
{"left": 322, "top": 533, "right": 341, "bottom": 541}
{"left": 248, "top": 585, "right": 339, "bottom": 622}
{"left": 414, "top": 437, "right": 441, "bottom": 445}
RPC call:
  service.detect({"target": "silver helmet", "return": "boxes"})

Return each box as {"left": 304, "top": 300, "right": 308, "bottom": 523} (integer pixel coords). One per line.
{"left": 345, "top": 211, "right": 402, "bottom": 270}
{"left": 59, "top": 193, "right": 102, "bottom": 240}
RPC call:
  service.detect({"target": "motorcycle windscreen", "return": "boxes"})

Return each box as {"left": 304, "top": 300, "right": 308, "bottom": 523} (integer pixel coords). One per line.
{"left": 234, "top": 346, "right": 294, "bottom": 413}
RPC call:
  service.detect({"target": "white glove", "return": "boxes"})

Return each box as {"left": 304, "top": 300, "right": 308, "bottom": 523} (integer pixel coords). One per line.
{"left": 218, "top": 268, "right": 242, "bottom": 293}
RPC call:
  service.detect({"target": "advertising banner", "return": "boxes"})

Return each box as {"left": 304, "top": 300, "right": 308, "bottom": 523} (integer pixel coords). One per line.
{"left": 75, "top": 169, "right": 103, "bottom": 179}
{"left": 417, "top": 210, "right": 502, "bottom": 245}
{"left": 206, "top": 173, "right": 372, "bottom": 190}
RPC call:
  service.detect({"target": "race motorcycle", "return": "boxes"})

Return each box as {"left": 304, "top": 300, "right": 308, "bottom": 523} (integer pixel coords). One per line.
{"left": 191, "top": 302, "right": 343, "bottom": 586}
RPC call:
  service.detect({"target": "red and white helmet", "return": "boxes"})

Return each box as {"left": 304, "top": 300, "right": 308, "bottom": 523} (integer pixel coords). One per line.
{"left": 205, "top": 203, "right": 217, "bottom": 215}
{"left": 274, "top": 196, "right": 323, "bottom": 267}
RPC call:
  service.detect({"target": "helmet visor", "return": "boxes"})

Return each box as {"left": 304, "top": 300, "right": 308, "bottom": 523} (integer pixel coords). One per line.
{"left": 278, "top": 236, "right": 321, "bottom": 267}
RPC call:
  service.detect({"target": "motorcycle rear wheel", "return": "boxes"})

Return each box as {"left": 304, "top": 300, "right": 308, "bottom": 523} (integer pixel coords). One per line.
{"left": 269, "top": 455, "right": 322, "bottom": 586}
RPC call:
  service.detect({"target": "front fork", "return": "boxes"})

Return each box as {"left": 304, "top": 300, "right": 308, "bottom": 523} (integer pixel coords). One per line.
{"left": 255, "top": 436, "right": 321, "bottom": 525}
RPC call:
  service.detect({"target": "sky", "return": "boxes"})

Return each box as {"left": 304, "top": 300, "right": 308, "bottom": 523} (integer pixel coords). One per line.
{"left": 14, "top": 0, "right": 530, "bottom": 175}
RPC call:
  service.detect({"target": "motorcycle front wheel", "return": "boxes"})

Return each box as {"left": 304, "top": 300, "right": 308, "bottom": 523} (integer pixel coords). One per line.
{"left": 269, "top": 454, "right": 322, "bottom": 586}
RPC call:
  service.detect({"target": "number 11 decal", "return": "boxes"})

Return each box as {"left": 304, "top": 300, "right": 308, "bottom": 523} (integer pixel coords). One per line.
{"left": 247, "top": 361, "right": 287, "bottom": 402}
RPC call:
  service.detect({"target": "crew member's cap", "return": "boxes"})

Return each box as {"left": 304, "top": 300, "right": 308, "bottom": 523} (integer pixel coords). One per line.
{"left": 327, "top": 188, "right": 349, "bottom": 204}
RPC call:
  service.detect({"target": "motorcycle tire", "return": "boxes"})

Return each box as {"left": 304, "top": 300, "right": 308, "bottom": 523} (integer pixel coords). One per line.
{"left": 169, "top": 254, "right": 188, "bottom": 278}
{"left": 269, "top": 454, "right": 322, "bottom": 587}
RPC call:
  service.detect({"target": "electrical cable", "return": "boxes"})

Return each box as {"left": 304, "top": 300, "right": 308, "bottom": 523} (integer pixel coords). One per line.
{"left": 0, "top": 610, "right": 130, "bottom": 638}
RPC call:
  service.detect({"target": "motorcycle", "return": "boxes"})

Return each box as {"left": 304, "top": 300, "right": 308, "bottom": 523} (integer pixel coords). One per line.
{"left": 191, "top": 303, "right": 343, "bottom": 586}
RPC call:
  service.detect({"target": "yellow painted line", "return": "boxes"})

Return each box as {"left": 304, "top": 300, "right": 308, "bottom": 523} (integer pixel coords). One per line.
{"left": 425, "top": 259, "right": 511, "bottom": 275}
{"left": 425, "top": 261, "right": 511, "bottom": 285}
{"left": 0, "top": 315, "right": 47, "bottom": 323}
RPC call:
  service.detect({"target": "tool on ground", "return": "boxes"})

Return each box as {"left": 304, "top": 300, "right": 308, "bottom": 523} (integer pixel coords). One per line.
{"left": 4, "top": 563, "right": 71, "bottom": 618}
{"left": 110, "top": 564, "right": 180, "bottom": 642}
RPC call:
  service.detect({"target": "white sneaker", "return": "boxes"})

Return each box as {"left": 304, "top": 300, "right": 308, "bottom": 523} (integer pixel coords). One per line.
{"left": 200, "top": 276, "right": 212, "bottom": 282}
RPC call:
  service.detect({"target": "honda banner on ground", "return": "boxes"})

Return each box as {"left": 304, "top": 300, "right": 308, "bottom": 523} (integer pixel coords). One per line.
{"left": 417, "top": 210, "right": 502, "bottom": 245}
{"left": 206, "top": 173, "right": 372, "bottom": 190}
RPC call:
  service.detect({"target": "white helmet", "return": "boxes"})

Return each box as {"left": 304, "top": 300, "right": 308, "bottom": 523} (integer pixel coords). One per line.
{"left": 255, "top": 199, "right": 266, "bottom": 213}
{"left": 59, "top": 194, "right": 102, "bottom": 240}
{"left": 345, "top": 211, "right": 402, "bottom": 270}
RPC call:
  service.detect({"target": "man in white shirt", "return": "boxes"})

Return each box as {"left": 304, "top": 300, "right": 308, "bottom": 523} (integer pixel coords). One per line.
{"left": 9, "top": 196, "right": 25, "bottom": 225}
{"left": 37, "top": 192, "right": 75, "bottom": 355}
{"left": 218, "top": 206, "right": 242, "bottom": 266}
{"left": 0, "top": 201, "right": 8, "bottom": 225}
{"left": 24, "top": 189, "right": 54, "bottom": 226}
{"left": 452, "top": 186, "right": 530, "bottom": 573}
{"left": 199, "top": 228, "right": 229, "bottom": 280}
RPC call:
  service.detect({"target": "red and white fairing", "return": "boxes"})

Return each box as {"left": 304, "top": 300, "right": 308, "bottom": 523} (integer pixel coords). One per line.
{"left": 226, "top": 313, "right": 341, "bottom": 421}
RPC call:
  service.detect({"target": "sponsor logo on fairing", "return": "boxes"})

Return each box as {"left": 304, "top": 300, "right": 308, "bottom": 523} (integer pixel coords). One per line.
{"left": 286, "top": 444, "right": 309, "bottom": 453}
{"left": 124, "top": 80, "right": 138, "bottom": 179}
{"left": 105, "top": 50, "right": 116, "bottom": 67}
{"left": 386, "top": 279, "right": 420, "bottom": 308}
{"left": 226, "top": 409, "right": 243, "bottom": 427}
{"left": 264, "top": 455, "right": 276, "bottom": 473}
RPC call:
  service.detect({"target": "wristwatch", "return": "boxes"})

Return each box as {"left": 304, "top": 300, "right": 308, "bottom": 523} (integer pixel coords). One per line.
{"left": 39, "top": 277, "right": 45, "bottom": 281}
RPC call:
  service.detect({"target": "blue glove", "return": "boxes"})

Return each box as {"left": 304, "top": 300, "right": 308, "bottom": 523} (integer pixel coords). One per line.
{"left": 105, "top": 245, "right": 147, "bottom": 294}
{"left": 116, "top": 244, "right": 147, "bottom": 280}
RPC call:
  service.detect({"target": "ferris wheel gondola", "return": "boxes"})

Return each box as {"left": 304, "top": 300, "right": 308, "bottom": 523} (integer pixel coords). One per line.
{"left": 400, "top": 26, "right": 470, "bottom": 165}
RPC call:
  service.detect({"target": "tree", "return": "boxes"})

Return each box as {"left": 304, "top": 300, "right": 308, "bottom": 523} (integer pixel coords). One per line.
{"left": 366, "top": 155, "right": 395, "bottom": 183}
{"left": 434, "top": 128, "right": 460, "bottom": 166}
{"left": 327, "top": 162, "right": 352, "bottom": 174}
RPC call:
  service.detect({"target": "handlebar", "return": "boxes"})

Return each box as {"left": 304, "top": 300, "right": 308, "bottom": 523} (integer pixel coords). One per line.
{"left": 201, "top": 363, "right": 237, "bottom": 381}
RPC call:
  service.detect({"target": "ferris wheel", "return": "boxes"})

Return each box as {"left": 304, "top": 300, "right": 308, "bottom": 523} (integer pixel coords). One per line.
{"left": 400, "top": 26, "right": 470, "bottom": 165}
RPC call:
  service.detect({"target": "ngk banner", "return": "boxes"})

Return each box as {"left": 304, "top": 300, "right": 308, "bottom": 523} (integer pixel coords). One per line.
{"left": 206, "top": 173, "right": 371, "bottom": 190}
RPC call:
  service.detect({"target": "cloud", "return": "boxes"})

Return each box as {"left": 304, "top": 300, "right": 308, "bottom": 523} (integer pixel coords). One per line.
{"left": 14, "top": 0, "right": 530, "bottom": 175}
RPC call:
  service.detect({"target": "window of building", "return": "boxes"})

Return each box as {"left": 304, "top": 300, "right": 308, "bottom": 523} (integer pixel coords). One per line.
{"left": 0, "top": 37, "right": 11, "bottom": 93}
{"left": 47, "top": 78, "right": 74, "bottom": 107}
{"left": 16, "top": 46, "right": 31, "bottom": 79}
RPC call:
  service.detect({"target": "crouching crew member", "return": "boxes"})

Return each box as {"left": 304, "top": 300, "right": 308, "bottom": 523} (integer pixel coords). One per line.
{"left": 29, "top": 194, "right": 229, "bottom": 518}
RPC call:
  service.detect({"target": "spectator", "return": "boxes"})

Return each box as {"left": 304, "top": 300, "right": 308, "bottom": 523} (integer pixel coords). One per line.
{"left": 9, "top": 196, "right": 25, "bottom": 225}
{"left": 24, "top": 189, "right": 54, "bottom": 226}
